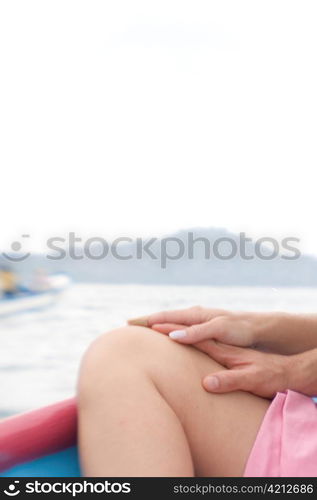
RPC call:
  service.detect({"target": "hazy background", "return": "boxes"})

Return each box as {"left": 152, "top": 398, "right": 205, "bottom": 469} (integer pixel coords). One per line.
{"left": 1, "top": 0, "right": 317, "bottom": 254}
{"left": 1, "top": 1, "right": 317, "bottom": 416}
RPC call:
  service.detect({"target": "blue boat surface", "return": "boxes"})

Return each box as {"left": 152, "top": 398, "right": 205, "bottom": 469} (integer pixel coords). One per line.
{"left": 0, "top": 399, "right": 81, "bottom": 477}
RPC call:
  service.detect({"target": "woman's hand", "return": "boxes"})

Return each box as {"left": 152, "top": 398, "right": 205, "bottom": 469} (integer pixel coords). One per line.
{"left": 128, "top": 306, "right": 317, "bottom": 354}
{"left": 129, "top": 306, "right": 257, "bottom": 347}
{"left": 129, "top": 306, "right": 276, "bottom": 350}
{"left": 198, "top": 341, "right": 317, "bottom": 398}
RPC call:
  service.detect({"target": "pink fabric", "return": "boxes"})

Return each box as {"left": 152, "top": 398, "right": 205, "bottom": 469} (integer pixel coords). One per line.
{"left": 244, "top": 390, "right": 317, "bottom": 477}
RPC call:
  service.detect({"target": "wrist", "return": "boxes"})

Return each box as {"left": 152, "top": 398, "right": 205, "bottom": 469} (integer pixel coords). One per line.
{"left": 252, "top": 312, "right": 289, "bottom": 350}
{"left": 285, "top": 349, "right": 317, "bottom": 396}
{"left": 283, "top": 353, "right": 299, "bottom": 391}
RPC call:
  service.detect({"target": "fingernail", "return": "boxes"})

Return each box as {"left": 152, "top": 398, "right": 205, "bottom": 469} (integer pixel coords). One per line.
{"left": 127, "top": 316, "right": 149, "bottom": 327}
{"left": 169, "top": 330, "right": 187, "bottom": 340}
{"left": 204, "top": 376, "right": 220, "bottom": 391}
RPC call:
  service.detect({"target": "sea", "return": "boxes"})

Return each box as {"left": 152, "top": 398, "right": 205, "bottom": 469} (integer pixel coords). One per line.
{"left": 1, "top": 283, "right": 317, "bottom": 418}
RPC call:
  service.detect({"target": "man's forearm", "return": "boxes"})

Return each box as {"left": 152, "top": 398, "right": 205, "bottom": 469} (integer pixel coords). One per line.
{"left": 287, "top": 347, "right": 317, "bottom": 396}
{"left": 255, "top": 313, "right": 317, "bottom": 355}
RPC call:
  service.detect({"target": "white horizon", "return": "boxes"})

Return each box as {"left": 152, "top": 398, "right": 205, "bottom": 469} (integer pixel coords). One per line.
{"left": 1, "top": 1, "right": 317, "bottom": 254}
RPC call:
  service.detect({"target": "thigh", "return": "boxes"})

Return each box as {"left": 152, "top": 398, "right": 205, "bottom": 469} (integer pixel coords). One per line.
{"left": 134, "top": 327, "right": 270, "bottom": 477}
{"left": 79, "top": 326, "right": 270, "bottom": 477}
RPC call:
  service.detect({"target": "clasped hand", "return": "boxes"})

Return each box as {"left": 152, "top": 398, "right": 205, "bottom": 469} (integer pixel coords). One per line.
{"left": 129, "top": 306, "right": 317, "bottom": 399}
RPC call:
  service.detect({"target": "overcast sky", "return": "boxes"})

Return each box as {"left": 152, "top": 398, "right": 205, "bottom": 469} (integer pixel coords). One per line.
{"left": 0, "top": 1, "right": 316, "bottom": 254}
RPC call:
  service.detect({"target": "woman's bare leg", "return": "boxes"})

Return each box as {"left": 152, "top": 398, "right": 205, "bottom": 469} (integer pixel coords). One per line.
{"left": 78, "top": 326, "right": 270, "bottom": 477}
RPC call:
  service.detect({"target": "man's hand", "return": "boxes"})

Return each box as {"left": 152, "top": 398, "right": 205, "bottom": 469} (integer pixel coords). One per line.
{"left": 197, "top": 341, "right": 317, "bottom": 398}
{"left": 195, "top": 340, "right": 291, "bottom": 398}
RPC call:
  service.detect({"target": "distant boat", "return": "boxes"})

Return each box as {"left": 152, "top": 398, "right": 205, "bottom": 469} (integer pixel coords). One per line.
{"left": 0, "top": 274, "right": 70, "bottom": 317}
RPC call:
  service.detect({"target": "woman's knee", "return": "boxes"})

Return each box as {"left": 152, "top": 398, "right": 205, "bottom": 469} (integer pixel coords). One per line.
{"left": 78, "top": 324, "right": 225, "bottom": 405}
{"left": 79, "top": 325, "right": 167, "bottom": 375}
{"left": 78, "top": 326, "right": 169, "bottom": 397}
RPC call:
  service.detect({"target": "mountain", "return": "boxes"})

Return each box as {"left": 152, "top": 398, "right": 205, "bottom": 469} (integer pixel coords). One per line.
{"left": 1, "top": 227, "right": 317, "bottom": 286}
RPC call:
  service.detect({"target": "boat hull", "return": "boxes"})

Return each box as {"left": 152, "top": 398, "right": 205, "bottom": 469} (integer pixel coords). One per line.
{"left": 0, "top": 399, "right": 81, "bottom": 477}
{"left": 1, "top": 396, "right": 317, "bottom": 477}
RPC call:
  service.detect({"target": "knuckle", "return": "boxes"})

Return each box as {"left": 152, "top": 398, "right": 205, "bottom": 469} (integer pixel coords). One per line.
{"left": 190, "top": 305, "right": 204, "bottom": 314}
{"left": 220, "top": 376, "right": 235, "bottom": 391}
{"left": 188, "top": 323, "right": 201, "bottom": 337}
{"left": 252, "top": 365, "right": 264, "bottom": 379}
{"left": 211, "top": 315, "right": 230, "bottom": 334}
{"left": 190, "top": 305, "right": 211, "bottom": 323}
